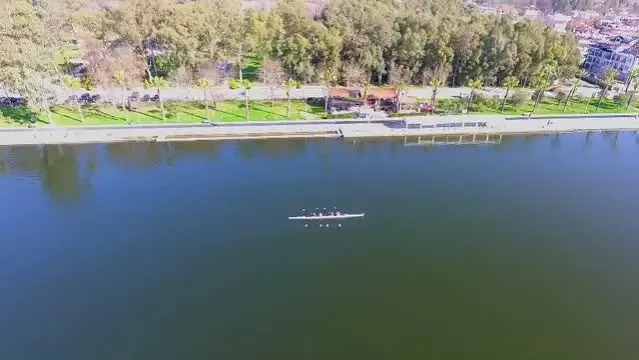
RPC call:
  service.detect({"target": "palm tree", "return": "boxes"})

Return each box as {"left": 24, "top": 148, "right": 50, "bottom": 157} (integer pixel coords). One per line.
{"left": 113, "top": 71, "right": 130, "bottom": 123}
{"left": 243, "top": 80, "right": 253, "bottom": 120}
{"left": 531, "top": 75, "right": 550, "bottom": 113}
{"left": 500, "top": 75, "right": 519, "bottom": 113}
{"left": 395, "top": 81, "right": 408, "bottom": 113}
{"left": 196, "top": 78, "right": 211, "bottom": 122}
{"left": 283, "top": 78, "right": 299, "bottom": 119}
{"left": 230, "top": 79, "right": 253, "bottom": 120}
{"left": 362, "top": 79, "right": 371, "bottom": 108}
{"left": 466, "top": 79, "right": 482, "bottom": 112}
{"left": 430, "top": 78, "right": 443, "bottom": 112}
{"left": 563, "top": 69, "right": 587, "bottom": 112}
{"left": 62, "top": 75, "right": 84, "bottom": 123}
{"left": 596, "top": 68, "right": 618, "bottom": 112}
{"left": 145, "top": 76, "right": 167, "bottom": 121}
{"left": 322, "top": 69, "right": 336, "bottom": 114}
{"left": 624, "top": 67, "right": 639, "bottom": 93}
{"left": 626, "top": 69, "right": 639, "bottom": 111}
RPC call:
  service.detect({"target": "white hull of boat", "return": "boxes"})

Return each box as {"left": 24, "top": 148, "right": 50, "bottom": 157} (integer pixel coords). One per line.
{"left": 288, "top": 213, "right": 365, "bottom": 220}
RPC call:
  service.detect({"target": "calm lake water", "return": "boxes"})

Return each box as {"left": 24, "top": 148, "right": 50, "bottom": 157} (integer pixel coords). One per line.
{"left": 1, "top": 133, "right": 639, "bottom": 360}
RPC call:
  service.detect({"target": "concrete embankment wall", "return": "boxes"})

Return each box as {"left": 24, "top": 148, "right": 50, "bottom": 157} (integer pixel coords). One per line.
{"left": 340, "top": 115, "right": 639, "bottom": 138}
{"left": 0, "top": 114, "right": 638, "bottom": 146}
{"left": 0, "top": 123, "right": 342, "bottom": 146}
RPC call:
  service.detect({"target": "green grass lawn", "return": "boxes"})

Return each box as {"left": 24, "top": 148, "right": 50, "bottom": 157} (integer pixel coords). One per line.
{"left": 0, "top": 100, "right": 326, "bottom": 127}
{"left": 471, "top": 98, "right": 636, "bottom": 116}
{"left": 1, "top": 96, "right": 636, "bottom": 127}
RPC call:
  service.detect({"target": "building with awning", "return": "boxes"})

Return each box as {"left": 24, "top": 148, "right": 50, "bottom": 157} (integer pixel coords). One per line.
{"left": 327, "top": 87, "right": 398, "bottom": 113}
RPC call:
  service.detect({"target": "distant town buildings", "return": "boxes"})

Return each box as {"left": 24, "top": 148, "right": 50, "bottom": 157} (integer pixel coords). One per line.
{"left": 522, "top": 8, "right": 541, "bottom": 19}
{"left": 544, "top": 13, "right": 572, "bottom": 33}
{"left": 468, "top": 2, "right": 639, "bottom": 81}
{"left": 583, "top": 36, "right": 639, "bottom": 81}
{"left": 572, "top": 10, "right": 600, "bottom": 20}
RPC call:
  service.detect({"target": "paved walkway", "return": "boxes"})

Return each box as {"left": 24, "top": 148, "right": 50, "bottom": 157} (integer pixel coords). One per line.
{"left": 339, "top": 115, "right": 639, "bottom": 138}
{"left": 47, "top": 83, "right": 607, "bottom": 104}
{"left": 1, "top": 114, "right": 637, "bottom": 146}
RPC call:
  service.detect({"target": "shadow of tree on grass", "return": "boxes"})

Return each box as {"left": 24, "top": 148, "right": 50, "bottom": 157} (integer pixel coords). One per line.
{"left": 215, "top": 108, "right": 245, "bottom": 120}
{"left": 0, "top": 106, "right": 43, "bottom": 125}
{"left": 135, "top": 109, "right": 164, "bottom": 121}
{"left": 51, "top": 108, "right": 83, "bottom": 123}
{"left": 180, "top": 110, "right": 206, "bottom": 120}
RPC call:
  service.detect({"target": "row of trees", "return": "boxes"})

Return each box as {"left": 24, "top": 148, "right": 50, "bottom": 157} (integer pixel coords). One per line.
{"left": 0, "top": 0, "right": 628, "bottom": 122}
{"left": 432, "top": 65, "right": 639, "bottom": 114}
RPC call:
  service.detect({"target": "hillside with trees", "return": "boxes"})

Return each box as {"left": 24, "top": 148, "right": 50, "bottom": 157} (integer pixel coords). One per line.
{"left": 0, "top": 0, "right": 583, "bottom": 118}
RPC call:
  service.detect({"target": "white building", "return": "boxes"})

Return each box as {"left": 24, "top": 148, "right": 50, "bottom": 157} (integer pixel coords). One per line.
{"left": 522, "top": 9, "right": 540, "bottom": 20}
{"left": 583, "top": 36, "right": 639, "bottom": 81}
{"left": 544, "top": 13, "right": 572, "bottom": 33}
{"left": 572, "top": 10, "right": 600, "bottom": 20}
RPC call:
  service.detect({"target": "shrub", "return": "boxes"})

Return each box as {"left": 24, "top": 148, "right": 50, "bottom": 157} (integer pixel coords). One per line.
{"left": 472, "top": 93, "right": 486, "bottom": 105}
{"left": 472, "top": 94, "right": 499, "bottom": 110}
{"left": 163, "top": 101, "right": 181, "bottom": 118}
{"left": 508, "top": 90, "right": 527, "bottom": 108}
{"left": 81, "top": 76, "right": 95, "bottom": 91}
{"left": 473, "top": 103, "right": 490, "bottom": 113}
{"left": 555, "top": 90, "right": 568, "bottom": 105}
{"left": 531, "top": 89, "right": 545, "bottom": 102}
{"left": 613, "top": 92, "right": 631, "bottom": 106}
{"left": 326, "top": 113, "right": 357, "bottom": 119}
{"left": 572, "top": 94, "right": 585, "bottom": 104}
{"left": 491, "top": 95, "right": 502, "bottom": 107}
{"left": 438, "top": 98, "right": 464, "bottom": 112}
{"left": 229, "top": 79, "right": 240, "bottom": 90}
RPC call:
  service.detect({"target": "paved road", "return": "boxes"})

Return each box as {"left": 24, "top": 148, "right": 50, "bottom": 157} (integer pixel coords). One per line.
{"left": 48, "top": 83, "right": 607, "bottom": 104}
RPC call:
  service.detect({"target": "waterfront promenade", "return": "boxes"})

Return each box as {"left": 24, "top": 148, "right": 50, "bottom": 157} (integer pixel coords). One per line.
{"left": 0, "top": 114, "right": 638, "bottom": 146}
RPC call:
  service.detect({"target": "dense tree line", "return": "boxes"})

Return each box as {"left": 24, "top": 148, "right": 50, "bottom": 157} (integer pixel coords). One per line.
{"left": 0, "top": 0, "right": 583, "bottom": 118}
{"left": 479, "top": 0, "right": 638, "bottom": 13}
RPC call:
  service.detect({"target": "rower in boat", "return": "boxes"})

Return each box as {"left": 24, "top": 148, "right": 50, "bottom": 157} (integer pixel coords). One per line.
{"left": 288, "top": 211, "right": 365, "bottom": 220}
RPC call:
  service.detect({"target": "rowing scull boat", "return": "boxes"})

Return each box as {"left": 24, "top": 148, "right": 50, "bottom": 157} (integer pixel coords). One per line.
{"left": 288, "top": 213, "right": 365, "bottom": 220}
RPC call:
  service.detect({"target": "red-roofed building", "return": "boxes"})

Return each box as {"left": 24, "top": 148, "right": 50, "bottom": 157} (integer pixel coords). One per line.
{"left": 328, "top": 87, "right": 398, "bottom": 113}
{"left": 568, "top": 20, "right": 596, "bottom": 34}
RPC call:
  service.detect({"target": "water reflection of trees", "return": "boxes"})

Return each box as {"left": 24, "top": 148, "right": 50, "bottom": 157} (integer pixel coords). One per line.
{"left": 40, "top": 145, "right": 93, "bottom": 201}
{"left": 105, "top": 142, "right": 167, "bottom": 168}
{"left": 0, "top": 144, "right": 96, "bottom": 201}
{"left": 105, "top": 140, "right": 224, "bottom": 168}
{"left": 1, "top": 139, "right": 311, "bottom": 201}
{"left": 2, "top": 133, "right": 633, "bottom": 201}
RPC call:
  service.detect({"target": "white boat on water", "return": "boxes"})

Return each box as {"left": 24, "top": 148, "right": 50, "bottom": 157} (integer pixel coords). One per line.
{"left": 288, "top": 213, "right": 365, "bottom": 220}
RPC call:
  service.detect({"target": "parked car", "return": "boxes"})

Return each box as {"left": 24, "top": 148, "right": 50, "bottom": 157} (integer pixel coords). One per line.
{"left": 79, "top": 93, "right": 101, "bottom": 103}
{"left": 141, "top": 94, "right": 151, "bottom": 102}
{"left": 0, "top": 97, "right": 25, "bottom": 107}
{"left": 150, "top": 94, "right": 160, "bottom": 102}
{"left": 127, "top": 99, "right": 140, "bottom": 110}
{"left": 128, "top": 91, "right": 140, "bottom": 101}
